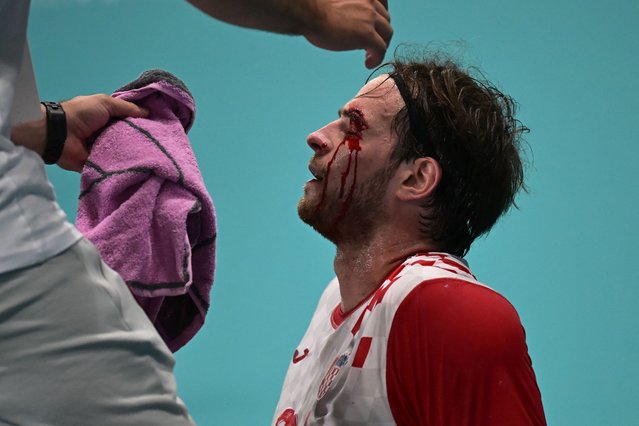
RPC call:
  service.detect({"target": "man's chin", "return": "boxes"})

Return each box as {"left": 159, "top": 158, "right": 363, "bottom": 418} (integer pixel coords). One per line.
{"left": 297, "top": 198, "right": 319, "bottom": 228}
{"left": 297, "top": 199, "right": 339, "bottom": 243}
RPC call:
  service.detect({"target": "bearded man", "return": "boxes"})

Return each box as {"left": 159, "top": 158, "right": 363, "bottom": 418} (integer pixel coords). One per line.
{"left": 273, "top": 56, "right": 546, "bottom": 425}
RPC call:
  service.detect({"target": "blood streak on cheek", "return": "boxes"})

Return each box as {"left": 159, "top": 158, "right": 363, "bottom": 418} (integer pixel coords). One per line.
{"left": 339, "top": 135, "right": 360, "bottom": 198}
{"left": 315, "top": 108, "right": 368, "bottom": 221}
{"left": 315, "top": 142, "right": 343, "bottom": 213}
{"left": 335, "top": 136, "right": 361, "bottom": 225}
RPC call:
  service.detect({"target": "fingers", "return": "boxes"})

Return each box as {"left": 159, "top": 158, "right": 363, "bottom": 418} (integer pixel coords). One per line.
{"left": 57, "top": 94, "right": 148, "bottom": 171}
{"left": 62, "top": 94, "right": 149, "bottom": 143}
{"left": 364, "top": 0, "right": 393, "bottom": 68}
{"left": 375, "top": 11, "right": 393, "bottom": 46}
{"left": 303, "top": 0, "right": 393, "bottom": 68}
{"left": 365, "top": 8, "right": 393, "bottom": 68}
{"left": 103, "top": 96, "right": 148, "bottom": 119}
{"left": 364, "top": 31, "right": 389, "bottom": 69}
{"left": 373, "top": 0, "right": 390, "bottom": 21}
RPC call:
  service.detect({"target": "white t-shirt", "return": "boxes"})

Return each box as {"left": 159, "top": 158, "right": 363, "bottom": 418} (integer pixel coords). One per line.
{"left": 0, "top": 0, "right": 81, "bottom": 273}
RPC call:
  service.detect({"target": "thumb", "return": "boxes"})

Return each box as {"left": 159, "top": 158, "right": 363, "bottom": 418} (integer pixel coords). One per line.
{"left": 104, "top": 97, "right": 149, "bottom": 119}
{"left": 363, "top": 31, "right": 388, "bottom": 69}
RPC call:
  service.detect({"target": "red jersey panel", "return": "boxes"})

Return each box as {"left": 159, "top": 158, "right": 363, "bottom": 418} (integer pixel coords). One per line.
{"left": 387, "top": 279, "right": 546, "bottom": 425}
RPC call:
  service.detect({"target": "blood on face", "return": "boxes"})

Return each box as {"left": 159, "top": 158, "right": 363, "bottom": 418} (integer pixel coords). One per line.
{"left": 315, "top": 108, "right": 368, "bottom": 227}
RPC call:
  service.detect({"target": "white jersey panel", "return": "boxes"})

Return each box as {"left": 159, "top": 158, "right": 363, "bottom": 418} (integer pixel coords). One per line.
{"left": 273, "top": 253, "right": 480, "bottom": 425}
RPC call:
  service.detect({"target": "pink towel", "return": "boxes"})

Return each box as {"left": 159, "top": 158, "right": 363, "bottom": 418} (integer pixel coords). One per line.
{"left": 77, "top": 70, "right": 216, "bottom": 352}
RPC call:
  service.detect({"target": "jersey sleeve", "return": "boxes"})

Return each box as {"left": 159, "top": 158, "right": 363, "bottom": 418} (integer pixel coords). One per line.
{"left": 386, "top": 278, "right": 546, "bottom": 426}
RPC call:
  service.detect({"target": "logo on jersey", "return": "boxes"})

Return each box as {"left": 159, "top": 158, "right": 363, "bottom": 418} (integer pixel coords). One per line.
{"left": 292, "top": 348, "right": 310, "bottom": 364}
{"left": 317, "top": 353, "right": 349, "bottom": 400}
{"left": 275, "top": 408, "right": 297, "bottom": 426}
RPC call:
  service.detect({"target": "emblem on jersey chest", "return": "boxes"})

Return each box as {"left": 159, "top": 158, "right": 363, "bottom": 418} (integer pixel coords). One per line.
{"left": 317, "top": 352, "right": 350, "bottom": 400}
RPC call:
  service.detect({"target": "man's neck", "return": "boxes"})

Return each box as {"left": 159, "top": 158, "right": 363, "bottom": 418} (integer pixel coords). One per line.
{"left": 333, "top": 234, "right": 436, "bottom": 312}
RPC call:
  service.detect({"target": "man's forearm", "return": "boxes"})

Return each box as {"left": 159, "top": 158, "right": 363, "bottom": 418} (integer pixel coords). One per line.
{"left": 186, "top": 0, "right": 393, "bottom": 69}
{"left": 10, "top": 105, "right": 47, "bottom": 156}
{"left": 187, "top": 0, "right": 320, "bottom": 36}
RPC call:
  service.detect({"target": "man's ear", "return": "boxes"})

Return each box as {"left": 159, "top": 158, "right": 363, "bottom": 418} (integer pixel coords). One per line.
{"left": 396, "top": 157, "right": 441, "bottom": 202}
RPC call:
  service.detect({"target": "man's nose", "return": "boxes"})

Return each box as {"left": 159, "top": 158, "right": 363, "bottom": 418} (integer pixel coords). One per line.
{"left": 306, "top": 130, "right": 330, "bottom": 154}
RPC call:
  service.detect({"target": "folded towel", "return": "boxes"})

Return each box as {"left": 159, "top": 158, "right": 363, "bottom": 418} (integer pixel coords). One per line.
{"left": 77, "top": 70, "right": 216, "bottom": 352}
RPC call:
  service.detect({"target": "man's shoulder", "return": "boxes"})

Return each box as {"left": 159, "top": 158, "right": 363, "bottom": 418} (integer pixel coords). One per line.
{"left": 398, "top": 276, "right": 518, "bottom": 321}
{"left": 390, "top": 276, "right": 526, "bottom": 359}
{"left": 379, "top": 253, "right": 493, "bottom": 307}
{"left": 384, "top": 275, "right": 545, "bottom": 426}
{"left": 377, "top": 253, "right": 525, "bottom": 351}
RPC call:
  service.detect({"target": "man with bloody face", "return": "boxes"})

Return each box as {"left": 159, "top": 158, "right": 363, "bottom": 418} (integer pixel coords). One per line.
{"left": 274, "top": 56, "right": 546, "bottom": 425}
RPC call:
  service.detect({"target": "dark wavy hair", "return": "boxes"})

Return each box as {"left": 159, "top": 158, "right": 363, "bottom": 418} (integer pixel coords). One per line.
{"left": 382, "top": 55, "right": 528, "bottom": 257}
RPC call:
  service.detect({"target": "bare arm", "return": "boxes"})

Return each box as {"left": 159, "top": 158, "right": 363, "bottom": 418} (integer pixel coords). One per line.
{"left": 187, "top": 0, "right": 393, "bottom": 68}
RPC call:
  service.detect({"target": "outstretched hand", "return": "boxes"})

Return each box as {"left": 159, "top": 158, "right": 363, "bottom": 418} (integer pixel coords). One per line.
{"left": 304, "top": 0, "right": 393, "bottom": 69}
{"left": 59, "top": 95, "right": 147, "bottom": 171}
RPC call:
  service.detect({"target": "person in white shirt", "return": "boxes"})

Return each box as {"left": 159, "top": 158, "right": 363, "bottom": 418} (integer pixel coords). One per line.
{"left": 1, "top": 3, "right": 195, "bottom": 424}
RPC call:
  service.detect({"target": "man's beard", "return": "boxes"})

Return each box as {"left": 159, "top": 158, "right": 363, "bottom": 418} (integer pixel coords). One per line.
{"left": 298, "top": 164, "right": 394, "bottom": 245}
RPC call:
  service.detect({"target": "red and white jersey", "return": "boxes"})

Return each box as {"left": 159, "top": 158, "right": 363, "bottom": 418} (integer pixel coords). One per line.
{"left": 273, "top": 253, "right": 546, "bottom": 426}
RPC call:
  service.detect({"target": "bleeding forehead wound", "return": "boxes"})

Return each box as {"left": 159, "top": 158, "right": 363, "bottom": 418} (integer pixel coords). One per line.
{"left": 344, "top": 108, "right": 368, "bottom": 132}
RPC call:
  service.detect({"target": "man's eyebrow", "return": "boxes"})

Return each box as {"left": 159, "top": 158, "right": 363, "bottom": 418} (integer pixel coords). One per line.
{"left": 338, "top": 107, "right": 368, "bottom": 126}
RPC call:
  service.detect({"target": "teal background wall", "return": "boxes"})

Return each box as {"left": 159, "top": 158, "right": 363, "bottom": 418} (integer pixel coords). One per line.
{"left": 28, "top": 0, "right": 638, "bottom": 424}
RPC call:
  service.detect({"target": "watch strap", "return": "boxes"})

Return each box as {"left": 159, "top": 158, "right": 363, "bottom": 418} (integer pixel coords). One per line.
{"left": 40, "top": 101, "right": 67, "bottom": 165}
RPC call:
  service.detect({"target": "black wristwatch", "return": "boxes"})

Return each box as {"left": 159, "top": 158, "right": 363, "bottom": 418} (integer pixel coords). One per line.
{"left": 40, "top": 101, "right": 67, "bottom": 164}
